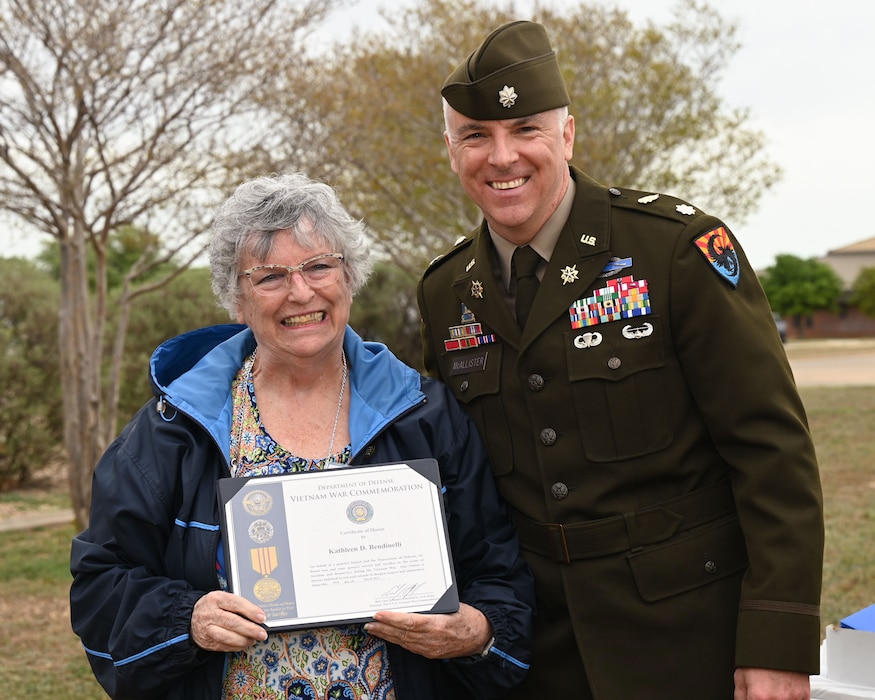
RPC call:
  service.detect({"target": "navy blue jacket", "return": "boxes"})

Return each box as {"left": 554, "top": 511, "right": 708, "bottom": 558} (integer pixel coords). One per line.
{"left": 70, "top": 324, "right": 534, "bottom": 700}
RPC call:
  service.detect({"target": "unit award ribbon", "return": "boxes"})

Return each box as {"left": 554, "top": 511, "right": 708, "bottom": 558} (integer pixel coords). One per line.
{"left": 251, "top": 546, "right": 282, "bottom": 602}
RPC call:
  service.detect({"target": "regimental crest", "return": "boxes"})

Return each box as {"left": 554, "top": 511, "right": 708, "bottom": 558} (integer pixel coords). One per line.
{"left": 498, "top": 85, "right": 518, "bottom": 108}
{"left": 444, "top": 304, "right": 496, "bottom": 352}
{"left": 693, "top": 226, "right": 740, "bottom": 288}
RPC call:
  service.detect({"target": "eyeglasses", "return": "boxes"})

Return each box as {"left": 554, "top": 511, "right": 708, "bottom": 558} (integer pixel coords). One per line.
{"left": 241, "top": 253, "right": 345, "bottom": 295}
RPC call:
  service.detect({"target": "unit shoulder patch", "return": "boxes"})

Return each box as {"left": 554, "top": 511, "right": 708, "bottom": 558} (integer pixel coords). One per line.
{"left": 693, "top": 226, "right": 740, "bottom": 288}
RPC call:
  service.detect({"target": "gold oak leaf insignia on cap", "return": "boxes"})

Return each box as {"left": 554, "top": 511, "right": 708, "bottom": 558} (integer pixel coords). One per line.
{"left": 498, "top": 85, "right": 518, "bottom": 108}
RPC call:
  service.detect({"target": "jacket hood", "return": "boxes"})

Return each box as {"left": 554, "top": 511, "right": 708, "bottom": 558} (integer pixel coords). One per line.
{"left": 149, "top": 324, "right": 424, "bottom": 462}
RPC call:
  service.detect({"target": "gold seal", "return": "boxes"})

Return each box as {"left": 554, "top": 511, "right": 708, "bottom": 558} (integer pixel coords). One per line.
{"left": 242, "top": 489, "right": 273, "bottom": 516}
{"left": 253, "top": 576, "right": 282, "bottom": 602}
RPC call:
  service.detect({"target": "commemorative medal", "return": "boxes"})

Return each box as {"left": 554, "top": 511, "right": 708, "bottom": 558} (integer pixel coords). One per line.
{"left": 251, "top": 546, "right": 282, "bottom": 602}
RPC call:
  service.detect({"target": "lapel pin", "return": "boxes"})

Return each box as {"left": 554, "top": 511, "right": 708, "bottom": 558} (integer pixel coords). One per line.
{"left": 561, "top": 265, "right": 579, "bottom": 285}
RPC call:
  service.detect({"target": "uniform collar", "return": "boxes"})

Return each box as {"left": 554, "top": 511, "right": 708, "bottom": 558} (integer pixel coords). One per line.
{"left": 490, "top": 177, "right": 576, "bottom": 291}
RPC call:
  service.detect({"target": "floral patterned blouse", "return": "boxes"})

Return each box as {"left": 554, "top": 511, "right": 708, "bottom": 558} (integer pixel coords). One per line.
{"left": 220, "top": 352, "right": 396, "bottom": 700}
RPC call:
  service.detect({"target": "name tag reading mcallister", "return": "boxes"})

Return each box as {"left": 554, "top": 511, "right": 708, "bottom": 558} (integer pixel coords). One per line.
{"left": 449, "top": 350, "right": 489, "bottom": 376}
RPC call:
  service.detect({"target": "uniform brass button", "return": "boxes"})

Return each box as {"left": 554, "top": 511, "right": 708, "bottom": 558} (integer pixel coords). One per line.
{"left": 704, "top": 560, "right": 718, "bottom": 575}
{"left": 609, "top": 187, "right": 621, "bottom": 196}
{"left": 540, "top": 428, "right": 557, "bottom": 445}
{"left": 527, "top": 374, "right": 545, "bottom": 391}
{"left": 607, "top": 356, "right": 622, "bottom": 370}
{"left": 460, "top": 380, "right": 469, "bottom": 392}
{"left": 551, "top": 482, "right": 569, "bottom": 500}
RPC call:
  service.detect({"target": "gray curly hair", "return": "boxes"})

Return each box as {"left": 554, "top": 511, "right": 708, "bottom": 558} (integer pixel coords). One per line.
{"left": 208, "top": 172, "right": 373, "bottom": 317}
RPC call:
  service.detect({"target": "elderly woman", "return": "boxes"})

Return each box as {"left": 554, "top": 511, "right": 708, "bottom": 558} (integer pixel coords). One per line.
{"left": 70, "top": 172, "right": 535, "bottom": 700}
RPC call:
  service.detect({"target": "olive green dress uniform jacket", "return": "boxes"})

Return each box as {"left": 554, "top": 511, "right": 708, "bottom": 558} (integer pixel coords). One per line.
{"left": 416, "top": 167, "right": 823, "bottom": 699}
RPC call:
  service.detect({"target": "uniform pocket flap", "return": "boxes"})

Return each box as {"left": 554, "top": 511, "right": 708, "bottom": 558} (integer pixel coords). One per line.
{"left": 627, "top": 517, "right": 748, "bottom": 602}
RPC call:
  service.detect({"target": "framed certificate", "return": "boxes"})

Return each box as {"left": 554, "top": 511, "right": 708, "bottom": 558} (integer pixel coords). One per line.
{"left": 217, "top": 459, "right": 459, "bottom": 631}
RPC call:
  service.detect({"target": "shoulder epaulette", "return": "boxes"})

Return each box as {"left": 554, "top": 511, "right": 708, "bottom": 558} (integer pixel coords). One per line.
{"left": 606, "top": 186, "right": 710, "bottom": 224}
{"left": 423, "top": 234, "right": 475, "bottom": 275}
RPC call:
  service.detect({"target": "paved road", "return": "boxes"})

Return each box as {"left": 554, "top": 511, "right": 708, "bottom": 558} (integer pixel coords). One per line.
{"left": 0, "top": 508, "right": 73, "bottom": 533}
{"left": 787, "top": 344, "right": 875, "bottom": 387}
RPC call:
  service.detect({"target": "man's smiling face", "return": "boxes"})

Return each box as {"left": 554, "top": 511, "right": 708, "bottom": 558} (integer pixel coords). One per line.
{"left": 444, "top": 105, "right": 574, "bottom": 245}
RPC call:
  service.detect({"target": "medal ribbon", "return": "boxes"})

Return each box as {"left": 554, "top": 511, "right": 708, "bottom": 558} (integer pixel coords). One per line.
{"left": 250, "top": 546, "right": 278, "bottom": 576}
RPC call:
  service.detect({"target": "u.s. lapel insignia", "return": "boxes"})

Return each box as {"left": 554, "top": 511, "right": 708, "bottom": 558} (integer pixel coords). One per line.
{"left": 560, "top": 265, "right": 579, "bottom": 285}
{"left": 470, "top": 280, "right": 484, "bottom": 298}
{"left": 498, "top": 85, "right": 518, "bottom": 108}
{"left": 444, "top": 304, "right": 496, "bottom": 352}
{"left": 465, "top": 258, "right": 475, "bottom": 272}
{"left": 693, "top": 227, "right": 740, "bottom": 288}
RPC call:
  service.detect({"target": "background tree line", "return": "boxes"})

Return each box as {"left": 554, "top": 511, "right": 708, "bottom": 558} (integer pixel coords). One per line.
{"left": 1, "top": 0, "right": 870, "bottom": 525}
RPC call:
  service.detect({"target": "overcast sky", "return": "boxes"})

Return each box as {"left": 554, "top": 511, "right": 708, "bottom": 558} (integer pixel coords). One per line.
{"left": 3, "top": 0, "right": 871, "bottom": 272}
{"left": 315, "top": 0, "right": 875, "bottom": 271}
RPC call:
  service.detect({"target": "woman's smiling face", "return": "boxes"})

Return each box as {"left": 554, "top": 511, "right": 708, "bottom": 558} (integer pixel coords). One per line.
{"left": 235, "top": 227, "right": 351, "bottom": 364}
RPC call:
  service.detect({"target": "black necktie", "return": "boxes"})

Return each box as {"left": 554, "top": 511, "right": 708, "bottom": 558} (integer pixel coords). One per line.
{"left": 512, "top": 245, "right": 541, "bottom": 328}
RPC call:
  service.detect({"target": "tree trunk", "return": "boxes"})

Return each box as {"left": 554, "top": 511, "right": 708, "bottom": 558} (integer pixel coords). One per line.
{"left": 59, "top": 232, "right": 106, "bottom": 531}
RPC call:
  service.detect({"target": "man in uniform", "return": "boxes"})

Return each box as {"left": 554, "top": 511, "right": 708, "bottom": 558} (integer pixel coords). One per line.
{"left": 417, "top": 20, "right": 823, "bottom": 700}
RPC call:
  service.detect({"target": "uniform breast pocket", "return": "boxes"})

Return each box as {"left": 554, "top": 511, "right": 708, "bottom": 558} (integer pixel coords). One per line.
{"left": 565, "top": 316, "right": 673, "bottom": 462}
{"left": 439, "top": 344, "right": 513, "bottom": 475}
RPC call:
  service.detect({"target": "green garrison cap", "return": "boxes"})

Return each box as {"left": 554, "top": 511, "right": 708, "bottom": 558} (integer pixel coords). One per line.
{"left": 441, "top": 20, "right": 570, "bottom": 120}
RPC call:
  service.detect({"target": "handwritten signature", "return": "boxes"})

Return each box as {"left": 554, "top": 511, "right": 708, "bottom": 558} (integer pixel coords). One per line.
{"left": 379, "top": 582, "right": 427, "bottom": 600}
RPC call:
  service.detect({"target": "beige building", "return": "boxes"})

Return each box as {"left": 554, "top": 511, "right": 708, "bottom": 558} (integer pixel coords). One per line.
{"left": 821, "top": 236, "right": 875, "bottom": 288}
{"left": 791, "top": 236, "right": 875, "bottom": 339}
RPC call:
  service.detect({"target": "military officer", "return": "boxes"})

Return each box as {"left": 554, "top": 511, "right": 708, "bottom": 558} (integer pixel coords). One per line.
{"left": 416, "top": 20, "right": 823, "bottom": 700}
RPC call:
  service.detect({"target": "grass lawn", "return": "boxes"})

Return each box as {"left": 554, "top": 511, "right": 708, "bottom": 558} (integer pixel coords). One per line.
{"left": 0, "top": 385, "right": 872, "bottom": 698}
{"left": 803, "top": 386, "right": 875, "bottom": 626}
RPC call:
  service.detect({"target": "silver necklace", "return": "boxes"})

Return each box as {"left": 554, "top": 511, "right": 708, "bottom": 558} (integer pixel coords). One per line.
{"left": 242, "top": 348, "right": 348, "bottom": 465}
{"left": 325, "top": 350, "right": 348, "bottom": 462}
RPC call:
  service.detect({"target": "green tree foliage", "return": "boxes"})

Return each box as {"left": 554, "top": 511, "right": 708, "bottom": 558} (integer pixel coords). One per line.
{"left": 290, "top": 0, "right": 781, "bottom": 277}
{"left": 36, "top": 225, "right": 170, "bottom": 291}
{"left": 115, "top": 267, "right": 229, "bottom": 426}
{"left": 0, "top": 259, "right": 62, "bottom": 488}
{"left": 850, "top": 267, "right": 875, "bottom": 317}
{"left": 350, "top": 261, "right": 424, "bottom": 371}
{"left": 0, "top": 259, "right": 231, "bottom": 487}
{"left": 0, "top": 0, "right": 344, "bottom": 526}
{"left": 760, "top": 254, "right": 844, "bottom": 335}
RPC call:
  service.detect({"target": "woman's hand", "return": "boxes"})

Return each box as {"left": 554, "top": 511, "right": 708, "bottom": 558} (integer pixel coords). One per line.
{"left": 191, "top": 590, "right": 268, "bottom": 652}
{"left": 364, "top": 602, "right": 492, "bottom": 659}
